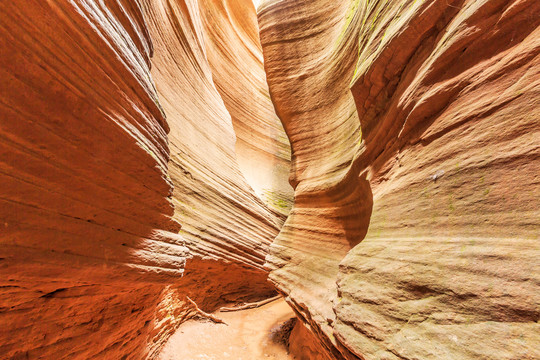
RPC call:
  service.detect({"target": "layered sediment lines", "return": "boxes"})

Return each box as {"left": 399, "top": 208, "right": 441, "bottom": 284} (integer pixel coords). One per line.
{"left": 142, "top": 0, "right": 287, "bottom": 313}
{"left": 260, "top": 0, "right": 540, "bottom": 359}
{"left": 200, "top": 0, "right": 293, "bottom": 217}
{"left": 0, "top": 1, "right": 186, "bottom": 358}
{"left": 259, "top": 1, "right": 371, "bottom": 357}
{"left": 0, "top": 0, "right": 286, "bottom": 359}
{"left": 142, "top": 0, "right": 283, "bottom": 270}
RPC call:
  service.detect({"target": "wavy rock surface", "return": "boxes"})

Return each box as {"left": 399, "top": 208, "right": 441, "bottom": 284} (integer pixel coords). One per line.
{"left": 259, "top": 0, "right": 540, "bottom": 359}
{"left": 0, "top": 0, "right": 286, "bottom": 359}
{"left": 200, "top": 0, "right": 293, "bottom": 217}
{"left": 142, "top": 0, "right": 284, "bottom": 272}
{"left": 0, "top": 1, "right": 187, "bottom": 358}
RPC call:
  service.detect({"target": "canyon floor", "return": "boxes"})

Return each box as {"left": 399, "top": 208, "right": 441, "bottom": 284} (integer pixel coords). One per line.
{"left": 158, "top": 298, "right": 295, "bottom": 360}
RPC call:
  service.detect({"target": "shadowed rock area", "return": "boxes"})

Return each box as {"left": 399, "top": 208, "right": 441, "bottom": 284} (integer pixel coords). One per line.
{"left": 0, "top": 0, "right": 538, "bottom": 359}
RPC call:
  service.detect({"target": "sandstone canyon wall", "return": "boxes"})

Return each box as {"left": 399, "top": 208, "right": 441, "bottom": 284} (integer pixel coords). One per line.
{"left": 199, "top": 0, "right": 293, "bottom": 217}
{"left": 1, "top": 0, "right": 539, "bottom": 359}
{"left": 141, "top": 0, "right": 287, "bottom": 310}
{"left": 0, "top": 0, "right": 287, "bottom": 358}
{"left": 259, "top": 0, "right": 539, "bottom": 359}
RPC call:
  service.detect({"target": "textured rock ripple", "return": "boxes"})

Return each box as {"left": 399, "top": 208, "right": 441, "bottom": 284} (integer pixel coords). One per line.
{"left": 259, "top": 0, "right": 540, "bottom": 358}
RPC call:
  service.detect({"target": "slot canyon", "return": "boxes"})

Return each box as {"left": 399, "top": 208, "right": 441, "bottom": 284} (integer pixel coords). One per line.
{"left": 0, "top": 0, "right": 539, "bottom": 359}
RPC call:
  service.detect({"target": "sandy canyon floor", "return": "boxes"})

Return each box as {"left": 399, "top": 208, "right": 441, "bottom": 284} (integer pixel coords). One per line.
{"left": 158, "top": 298, "right": 296, "bottom": 360}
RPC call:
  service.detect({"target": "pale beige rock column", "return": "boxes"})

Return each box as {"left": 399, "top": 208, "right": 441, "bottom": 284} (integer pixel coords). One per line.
{"left": 259, "top": 0, "right": 371, "bottom": 357}
{"left": 199, "top": 0, "right": 293, "bottom": 217}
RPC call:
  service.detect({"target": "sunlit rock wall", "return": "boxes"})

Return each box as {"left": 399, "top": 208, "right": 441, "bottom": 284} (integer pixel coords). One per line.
{"left": 0, "top": 0, "right": 287, "bottom": 359}
{"left": 200, "top": 0, "right": 293, "bottom": 217}
{"left": 259, "top": 0, "right": 540, "bottom": 359}
{"left": 141, "top": 0, "right": 286, "bottom": 308}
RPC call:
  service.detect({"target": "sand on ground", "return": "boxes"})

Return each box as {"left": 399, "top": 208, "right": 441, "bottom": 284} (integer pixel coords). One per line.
{"left": 158, "top": 298, "right": 296, "bottom": 360}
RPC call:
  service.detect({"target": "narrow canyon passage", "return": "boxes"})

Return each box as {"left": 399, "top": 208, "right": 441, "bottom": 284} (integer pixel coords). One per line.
{"left": 0, "top": 0, "right": 539, "bottom": 359}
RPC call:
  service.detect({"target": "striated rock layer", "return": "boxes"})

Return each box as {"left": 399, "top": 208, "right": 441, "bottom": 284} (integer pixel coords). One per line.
{"left": 200, "top": 0, "right": 293, "bottom": 217}
{"left": 0, "top": 1, "right": 187, "bottom": 358}
{"left": 1, "top": 0, "right": 287, "bottom": 359}
{"left": 259, "top": 0, "right": 540, "bottom": 359}
{"left": 142, "top": 0, "right": 285, "bottom": 279}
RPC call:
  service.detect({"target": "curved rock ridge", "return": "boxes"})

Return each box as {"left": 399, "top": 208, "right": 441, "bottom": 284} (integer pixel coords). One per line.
{"left": 1, "top": 0, "right": 287, "bottom": 359}
{"left": 259, "top": 0, "right": 371, "bottom": 358}
{"left": 259, "top": 0, "right": 540, "bottom": 359}
{"left": 0, "top": 0, "right": 187, "bottom": 358}
{"left": 142, "top": 0, "right": 284, "bottom": 271}
{"left": 200, "top": 0, "right": 294, "bottom": 217}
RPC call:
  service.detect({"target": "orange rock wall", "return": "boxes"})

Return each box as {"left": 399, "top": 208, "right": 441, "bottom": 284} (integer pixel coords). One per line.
{"left": 0, "top": 0, "right": 188, "bottom": 358}
{"left": 259, "top": 0, "right": 540, "bottom": 359}
{"left": 0, "top": 0, "right": 286, "bottom": 358}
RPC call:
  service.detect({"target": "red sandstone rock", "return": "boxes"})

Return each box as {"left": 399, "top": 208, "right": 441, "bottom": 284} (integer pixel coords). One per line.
{"left": 2, "top": 0, "right": 539, "bottom": 359}
{"left": 0, "top": 1, "right": 187, "bottom": 358}
{"left": 0, "top": 0, "right": 286, "bottom": 358}
{"left": 259, "top": 0, "right": 540, "bottom": 358}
